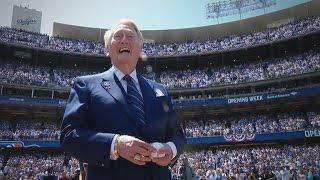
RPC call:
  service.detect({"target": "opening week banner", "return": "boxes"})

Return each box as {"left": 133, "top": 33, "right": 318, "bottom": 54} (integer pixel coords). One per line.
{"left": 1, "top": 86, "right": 320, "bottom": 108}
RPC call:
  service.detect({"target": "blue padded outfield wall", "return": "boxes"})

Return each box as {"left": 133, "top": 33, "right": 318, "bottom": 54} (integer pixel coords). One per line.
{"left": 187, "top": 129, "right": 320, "bottom": 145}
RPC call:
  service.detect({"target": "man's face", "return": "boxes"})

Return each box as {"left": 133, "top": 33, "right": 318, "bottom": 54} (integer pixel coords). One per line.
{"left": 108, "top": 25, "right": 142, "bottom": 69}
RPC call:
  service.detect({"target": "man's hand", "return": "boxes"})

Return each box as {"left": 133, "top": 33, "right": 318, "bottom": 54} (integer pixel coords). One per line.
{"left": 116, "top": 135, "right": 156, "bottom": 165}
{"left": 151, "top": 143, "right": 173, "bottom": 166}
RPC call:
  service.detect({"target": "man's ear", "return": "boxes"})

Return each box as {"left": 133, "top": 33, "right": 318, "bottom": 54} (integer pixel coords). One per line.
{"left": 104, "top": 46, "right": 109, "bottom": 57}
{"left": 140, "top": 51, "right": 148, "bottom": 61}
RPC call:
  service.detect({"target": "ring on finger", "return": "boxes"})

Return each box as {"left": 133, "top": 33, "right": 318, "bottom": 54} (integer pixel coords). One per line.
{"left": 134, "top": 154, "right": 141, "bottom": 161}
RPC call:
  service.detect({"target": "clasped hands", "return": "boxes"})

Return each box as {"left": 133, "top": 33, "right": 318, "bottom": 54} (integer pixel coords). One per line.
{"left": 115, "top": 135, "right": 173, "bottom": 166}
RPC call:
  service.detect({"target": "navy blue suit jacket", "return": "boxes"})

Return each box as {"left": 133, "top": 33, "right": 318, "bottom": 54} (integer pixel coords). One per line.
{"left": 60, "top": 68, "right": 186, "bottom": 180}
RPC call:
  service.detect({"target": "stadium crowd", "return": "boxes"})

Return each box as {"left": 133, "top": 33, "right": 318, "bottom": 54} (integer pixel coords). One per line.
{"left": 0, "top": 47, "right": 319, "bottom": 90}
{"left": 160, "top": 48, "right": 320, "bottom": 89}
{"left": 308, "top": 111, "right": 320, "bottom": 128}
{"left": 0, "top": 111, "right": 318, "bottom": 140}
{"left": 185, "top": 111, "right": 320, "bottom": 137}
{"left": 0, "top": 62, "right": 52, "bottom": 87}
{"left": 1, "top": 144, "right": 319, "bottom": 179}
{"left": 172, "top": 144, "right": 320, "bottom": 180}
{"left": 0, "top": 60, "right": 100, "bottom": 88}
{"left": 0, "top": 16, "right": 320, "bottom": 56}
{"left": 0, "top": 120, "right": 13, "bottom": 140}
{"left": 14, "top": 121, "right": 60, "bottom": 140}
{"left": 0, "top": 120, "right": 60, "bottom": 140}
{"left": 3, "top": 154, "right": 80, "bottom": 179}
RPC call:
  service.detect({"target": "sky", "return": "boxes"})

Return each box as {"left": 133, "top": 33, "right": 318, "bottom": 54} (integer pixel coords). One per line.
{"left": 0, "top": 0, "right": 311, "bottom": 35}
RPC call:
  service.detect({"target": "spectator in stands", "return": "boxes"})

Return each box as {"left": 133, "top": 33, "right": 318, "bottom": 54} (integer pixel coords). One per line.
{"left": 0, "top": 169, "right": 3, "bottom": 179}
{"left": 178, "top": 157, "right": 198, "bottom": 180}
{"left": 42, "top": 167, "right": 58, "bottom": 180}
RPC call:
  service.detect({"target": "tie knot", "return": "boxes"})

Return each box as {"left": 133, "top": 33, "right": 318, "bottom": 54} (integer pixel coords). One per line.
{"left": 124, "top": 75, "right": 133, "bottom": 82}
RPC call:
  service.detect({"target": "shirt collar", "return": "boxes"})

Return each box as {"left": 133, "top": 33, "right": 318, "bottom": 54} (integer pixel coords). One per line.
{"left": 112, "top": 65, "right": 139, "bottom": 83}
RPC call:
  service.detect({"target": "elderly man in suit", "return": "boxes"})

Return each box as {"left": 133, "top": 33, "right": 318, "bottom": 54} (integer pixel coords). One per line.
{"left": 60, "top": 19, "right": 187, "bottom": 180}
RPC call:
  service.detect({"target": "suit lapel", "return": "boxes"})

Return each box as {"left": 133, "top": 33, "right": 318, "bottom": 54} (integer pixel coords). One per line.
{"left": 101, "top": 68, "right": 146, "bottom": 130}
{"left": 101, "top": 69, "right": 128, "bottom": 111}
{"left": 137, "top": 73, "right": 156, "bottom": 124}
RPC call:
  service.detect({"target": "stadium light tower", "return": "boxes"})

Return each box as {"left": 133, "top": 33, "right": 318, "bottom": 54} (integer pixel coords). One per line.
{"left": 206, "top": 1, "right": 221, "bottom": 24}
{"left": 206, "top": 0, "right": 276, "bottom": 22}
{"left": 259, "top": 0, "right": 268, "bottom": 13}
{"left": 235, "top": 0, "right": 244, "bottom": 19}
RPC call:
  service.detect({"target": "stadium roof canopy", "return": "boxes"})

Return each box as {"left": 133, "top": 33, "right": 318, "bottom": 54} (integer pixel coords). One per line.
{"left": 53, "top": 0, "right": 320, "bottom": 43}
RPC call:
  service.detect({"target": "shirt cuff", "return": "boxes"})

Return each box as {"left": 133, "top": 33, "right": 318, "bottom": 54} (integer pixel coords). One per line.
{"left": 166, "top": 142, "right": 177, "bottom": 160}
{"left": 110, "top": 134, "right": 119, "bottom": 160}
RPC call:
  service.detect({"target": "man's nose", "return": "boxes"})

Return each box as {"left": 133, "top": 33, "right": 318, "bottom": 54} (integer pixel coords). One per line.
{"left": 120, "top": 35, "right": 129, "bottom": 43}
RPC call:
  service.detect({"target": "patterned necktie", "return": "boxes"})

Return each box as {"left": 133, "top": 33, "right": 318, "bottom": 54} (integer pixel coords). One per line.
{"left": 124, "top": 75, "right": 146, "bottom": 123}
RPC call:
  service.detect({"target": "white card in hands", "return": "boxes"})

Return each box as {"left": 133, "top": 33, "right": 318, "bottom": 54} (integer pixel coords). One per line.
{"left": 151, "top": 142, "right": 165, "bottom": 158}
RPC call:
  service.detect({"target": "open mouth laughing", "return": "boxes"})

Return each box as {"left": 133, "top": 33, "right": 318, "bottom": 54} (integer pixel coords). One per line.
{"left": 119, "top": 47, "right": 130, "bottom": 54}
